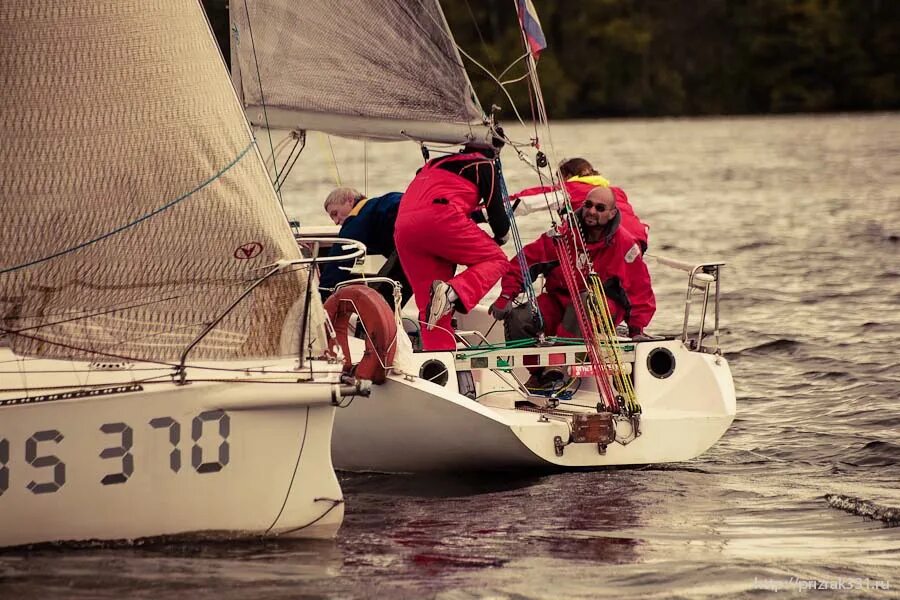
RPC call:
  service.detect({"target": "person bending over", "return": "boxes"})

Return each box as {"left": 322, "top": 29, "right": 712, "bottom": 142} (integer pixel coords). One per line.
{"left": 320, "top": 187, "right": 411, "bottom": 310}
{"left": 394, "top": 144, "right": 510, "bottom": 351}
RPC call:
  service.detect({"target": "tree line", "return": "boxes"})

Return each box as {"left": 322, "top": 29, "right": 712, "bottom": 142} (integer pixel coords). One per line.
{"left": 443, "top": 0, "right": 899, "bottom": 118}
{"left": 203, "top": 0, "right": 898, "bottom": 118}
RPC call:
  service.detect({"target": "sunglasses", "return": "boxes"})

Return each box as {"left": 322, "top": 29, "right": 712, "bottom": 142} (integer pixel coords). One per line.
{"left": 582, "top": 199, "right": 611, "bottom": 211}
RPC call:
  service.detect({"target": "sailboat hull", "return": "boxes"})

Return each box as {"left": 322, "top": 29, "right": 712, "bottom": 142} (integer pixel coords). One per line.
{"left": 332, "top": 340, "right": 735, "bottom": 473}
{"left": 0, "top": 354, "right": 344, "bottom": 548}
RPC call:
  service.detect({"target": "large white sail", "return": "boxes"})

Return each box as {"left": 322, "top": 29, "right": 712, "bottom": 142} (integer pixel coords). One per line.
{"left": 230, "top": 0, "right": 490, "bottom": 143}
{"left": 0, "top": 0, "right": 326, "bottom": 362}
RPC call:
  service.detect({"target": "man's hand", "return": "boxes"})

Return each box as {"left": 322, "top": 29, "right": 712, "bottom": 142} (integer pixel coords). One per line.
{"left": 489, "top": 295, "right": 513, "bottom": 320}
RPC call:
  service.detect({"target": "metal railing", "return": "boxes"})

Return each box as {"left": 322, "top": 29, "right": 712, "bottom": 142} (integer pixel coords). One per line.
{"left": 647, "top": 254, "right": 724, "bottom": 354}
{"left": 174, "top": 239, "right": 367, "bottom": 384}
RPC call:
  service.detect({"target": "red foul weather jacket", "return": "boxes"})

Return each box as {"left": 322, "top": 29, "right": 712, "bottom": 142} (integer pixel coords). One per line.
{"left": 512, "top": 177, "right": 649, "bottom": 251}
{"left": 499, "top": 215, "right": 656, "bottom": 334}
{"left": 400, "top": 152, "right": 510, "bottom": 241}
{"left": 395, "top": 151, "right": 510, "bottom": 350}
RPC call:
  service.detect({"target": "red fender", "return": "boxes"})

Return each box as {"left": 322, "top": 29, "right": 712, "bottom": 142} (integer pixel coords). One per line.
{"left": 323, "top": 285, "right": 397, "bottom": 384}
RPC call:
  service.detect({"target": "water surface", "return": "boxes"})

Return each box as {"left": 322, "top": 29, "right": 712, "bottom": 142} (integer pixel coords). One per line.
{"left": 2, "top": 114, "right": 899, "bottom": 599}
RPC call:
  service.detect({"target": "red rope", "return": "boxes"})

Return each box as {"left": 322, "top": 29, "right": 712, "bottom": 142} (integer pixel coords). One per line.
{"left": 551, "top": 221, "right": 619, "bottom": 412}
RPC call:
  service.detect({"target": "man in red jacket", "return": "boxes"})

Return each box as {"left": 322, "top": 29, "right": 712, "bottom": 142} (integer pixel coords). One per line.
{"left": 511, "top": 157, "right": 650, "bottom": 252}
{"left": 394, "top": 145, "right": 510, "bottom": 351}
{"left": 491, "top": 186, "right": 655, "bottom": 343}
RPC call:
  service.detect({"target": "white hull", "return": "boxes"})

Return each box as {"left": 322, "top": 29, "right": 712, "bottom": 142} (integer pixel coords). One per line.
{"left": 0, "top": 351, "right": 345, "bottom": 548}
{"left": 333, "top": 334, "right": 735, "bottom": 473}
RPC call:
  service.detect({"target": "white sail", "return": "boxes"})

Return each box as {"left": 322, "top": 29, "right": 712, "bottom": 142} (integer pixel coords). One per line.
{"left": 230, "top": 0, "right": 491, "bottom": 143}
{"left": 0, "top": 0, "right": 327, "bottom": 362}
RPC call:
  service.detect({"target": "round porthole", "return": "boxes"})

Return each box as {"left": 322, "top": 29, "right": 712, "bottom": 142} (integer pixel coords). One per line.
{"left": 647, "top": 347, "right": 675, "bottom": 379}
{"left": 419, "top": 359, "right": 449, "bottom": 386}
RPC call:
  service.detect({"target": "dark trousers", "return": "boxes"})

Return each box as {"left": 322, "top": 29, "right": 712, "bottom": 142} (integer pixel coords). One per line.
{"left": 372, "top": 251, "right": 413, "bottom": 311}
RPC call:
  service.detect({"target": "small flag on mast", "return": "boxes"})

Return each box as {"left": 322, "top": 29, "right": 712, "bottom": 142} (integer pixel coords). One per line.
{"left": 516, "top": 0, "right": 547, "bottom": 59}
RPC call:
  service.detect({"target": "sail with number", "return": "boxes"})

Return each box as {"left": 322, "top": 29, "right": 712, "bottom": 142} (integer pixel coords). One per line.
{"left": 230, "top": 0, "right": 490, "bottom": 143}
{"left": 0, "top": 0, "right": 326, "bottom": 362}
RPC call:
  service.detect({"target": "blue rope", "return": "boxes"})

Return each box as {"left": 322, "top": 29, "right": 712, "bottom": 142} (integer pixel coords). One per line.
{"left": 496, "top": 157, "right": 543, "bottom": 330}
{"left": 1, "top": 141, "right": 255, "bottom": 276}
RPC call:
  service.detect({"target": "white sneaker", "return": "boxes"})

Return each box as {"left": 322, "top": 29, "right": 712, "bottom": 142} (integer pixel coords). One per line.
{"left": 425, "top": 280, "right": 455, "bottom": 330}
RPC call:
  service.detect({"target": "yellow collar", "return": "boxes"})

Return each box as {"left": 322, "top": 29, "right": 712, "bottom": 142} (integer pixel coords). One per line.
{"left": 347, "top": 197, "right": 369, "bottom": 218}
{"left": 567, "top": 174, "right": 610, "bottom": 187}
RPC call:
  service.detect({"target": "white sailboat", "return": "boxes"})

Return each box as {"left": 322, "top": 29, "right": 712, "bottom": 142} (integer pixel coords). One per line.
{"left": 230, "top": 1, "right": 736, "bottom": 473}
{"left": 0, "top": 0, "right": 360, "bottom": 548}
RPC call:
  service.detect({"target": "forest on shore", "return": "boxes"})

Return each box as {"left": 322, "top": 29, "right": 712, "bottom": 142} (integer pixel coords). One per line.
{"left": 204, "top": 0, "right": 899, "bottom": 119}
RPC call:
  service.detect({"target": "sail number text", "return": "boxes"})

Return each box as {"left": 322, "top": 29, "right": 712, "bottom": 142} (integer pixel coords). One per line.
{"left": 0, "top": 409, "right": 229, "bottom": 497}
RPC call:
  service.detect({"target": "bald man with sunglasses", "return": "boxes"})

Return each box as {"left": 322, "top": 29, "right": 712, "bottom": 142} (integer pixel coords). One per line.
{"left": 491, "top": 186, "right": 655, "bottom": 342}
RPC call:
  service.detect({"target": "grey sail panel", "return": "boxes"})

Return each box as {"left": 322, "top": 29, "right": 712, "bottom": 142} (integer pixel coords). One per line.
{"left": 0, "top": 0, "right": 327, "bottom": 362}
{"left": 231, "top": 0, "right": 487, "bottom": 142}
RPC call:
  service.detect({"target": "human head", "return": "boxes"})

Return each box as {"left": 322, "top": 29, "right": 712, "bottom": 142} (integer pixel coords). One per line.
{"left": 323, "top": 187, "right": 364, "bottom": 225}
{"left": 559, "top": 157, "right": 597, "bottom": 179}
{"left": 580, "top": 186, "right": 617, "bottom": 229}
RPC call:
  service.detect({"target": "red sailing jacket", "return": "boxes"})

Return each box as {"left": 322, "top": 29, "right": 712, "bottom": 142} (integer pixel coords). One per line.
{"left": 512, "top": 179, "right": 649, "bottom": 251}
{"left": 499, "top": 217, "right": 656, "bottom": 332}
{"left": 401, "top": 152, "right": 510, "bottom": 241}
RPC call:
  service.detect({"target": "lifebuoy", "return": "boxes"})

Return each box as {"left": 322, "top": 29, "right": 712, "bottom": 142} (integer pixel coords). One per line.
{"left": 323, "top": 284, "right": 397, "bottom": 384}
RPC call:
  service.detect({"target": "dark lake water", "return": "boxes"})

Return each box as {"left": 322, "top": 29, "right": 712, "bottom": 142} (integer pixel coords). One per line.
{"left": 2, "top": 114, "right": 899, "bottom": 598}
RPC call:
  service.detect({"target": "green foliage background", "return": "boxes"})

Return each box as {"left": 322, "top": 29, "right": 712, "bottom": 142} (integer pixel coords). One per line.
{"left": 205, "top": 0, "right": 899, "bottom": 118}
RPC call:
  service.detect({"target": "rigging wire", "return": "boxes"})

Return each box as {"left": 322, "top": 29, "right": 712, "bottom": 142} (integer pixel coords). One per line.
{"left": 274, "top": 131, "right": 307, "bottom": 192}
{"left": 498, "top": 52, "right": 530, "bottom": 81}
{"left": 551, "top": 229, "right": 618, "bottom": 411}
{"left": 456, "top": 45, "right": 528, "bottom": 128}
{"left": 265, "top": 406, "right": 311, "bottom": 534}
{"left": 239, "top": 0, "right": 284, "bottom": 207}
{"left": 322, "top": 133, "right": 342, "bottom": 186}
{"left": 463, "top": 0, "right": 498, "bottom": 75}
{"left": 507, "top": 0, "right": 639, "bottom": 416}
{"left": 262, "top": 134, "right": 294, "bottom": 171}
{"left": 496, "top": 159, "right": 543, "bottom": 330}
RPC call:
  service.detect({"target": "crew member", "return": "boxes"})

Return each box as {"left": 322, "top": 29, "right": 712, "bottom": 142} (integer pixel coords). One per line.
{"left": 491, "top": 186, "right": 655, "bottom": 345}
{"left": 511, "top": 157, "right": 650, "bottom": 252}
{"left": 320, "top": 187, "right": 411, "bottom": 310}
{"left": 394, "top": 143, "right": 510, "bottom": 351}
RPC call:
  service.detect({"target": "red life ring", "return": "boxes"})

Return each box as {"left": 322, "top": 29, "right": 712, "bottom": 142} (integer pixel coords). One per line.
{"left": 323, "top": 284, "right": 398, "bottom": 384}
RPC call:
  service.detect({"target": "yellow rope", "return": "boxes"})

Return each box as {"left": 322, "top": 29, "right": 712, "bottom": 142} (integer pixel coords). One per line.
{"left": 587, "top": 274, "right": 640, "bottom": 414}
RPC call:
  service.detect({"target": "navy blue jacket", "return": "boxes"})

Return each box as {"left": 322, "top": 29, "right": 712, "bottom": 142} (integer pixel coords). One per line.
{"left": 319, "top": 192, "right": 403, "bottom": 298}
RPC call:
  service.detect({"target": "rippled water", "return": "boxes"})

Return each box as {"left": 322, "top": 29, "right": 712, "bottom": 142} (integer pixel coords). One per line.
{"left": 3, "top": 114, "right": 899, "bottom": 598}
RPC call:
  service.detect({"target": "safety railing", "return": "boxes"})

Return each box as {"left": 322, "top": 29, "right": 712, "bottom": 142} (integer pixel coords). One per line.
{"left": 174, "top": 239, "right": 367, "bottom": 383}
{"left": 647, "top": 254, "right": 724, "bottom": 354}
